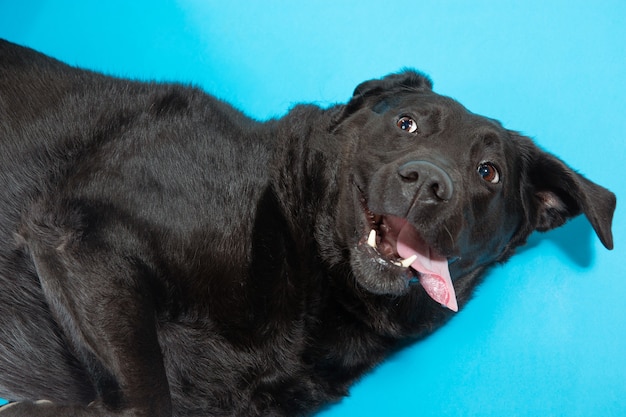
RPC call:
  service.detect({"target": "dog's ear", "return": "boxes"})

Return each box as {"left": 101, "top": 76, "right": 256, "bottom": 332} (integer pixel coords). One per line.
{"left": 514, "top": 135, "right": 616, "bottom": 249}
{"left": 351, "top": 70, "right": 433, "bottom": 99}
{"left": 331, "top": 70, "right": 433, "bottom": 128}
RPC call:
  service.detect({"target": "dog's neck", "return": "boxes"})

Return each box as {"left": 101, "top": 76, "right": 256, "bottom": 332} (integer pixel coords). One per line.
{"left": 264, "top": 104, "right": 344, "bottom": 245}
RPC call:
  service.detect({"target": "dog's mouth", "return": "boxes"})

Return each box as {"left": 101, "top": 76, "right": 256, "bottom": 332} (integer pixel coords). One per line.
{"left": 358, "top": 192, "right": 459, "bottom": 312}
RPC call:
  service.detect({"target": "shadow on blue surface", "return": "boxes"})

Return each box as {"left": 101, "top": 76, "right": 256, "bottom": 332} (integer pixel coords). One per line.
{"left": 522, "top": 215, "right": 596, "bottom": 268}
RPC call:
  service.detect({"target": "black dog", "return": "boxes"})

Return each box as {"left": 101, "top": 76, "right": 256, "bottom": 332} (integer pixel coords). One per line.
{"left": 0, "top": 39, "right": 615, "bottom": 417}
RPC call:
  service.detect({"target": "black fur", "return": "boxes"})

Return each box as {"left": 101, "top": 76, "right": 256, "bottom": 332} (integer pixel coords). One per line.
{"left": 0, "top": 39, "right": 616, "bottom": 416}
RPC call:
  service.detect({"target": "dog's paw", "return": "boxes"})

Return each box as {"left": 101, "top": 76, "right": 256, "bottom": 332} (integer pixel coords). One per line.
{"left": 0, "top": 400, "right": 109, "bottom": 416}
{"left": 0, "top": 400, "right": 61, "bottom": 416}
{"left": 0, "top": 402, "right": 16, "bottom": 412}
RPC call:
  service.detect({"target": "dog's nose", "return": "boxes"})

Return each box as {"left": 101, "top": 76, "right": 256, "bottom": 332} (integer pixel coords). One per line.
{"left": 397, "top": 160, "right": 454, "bottom": 202}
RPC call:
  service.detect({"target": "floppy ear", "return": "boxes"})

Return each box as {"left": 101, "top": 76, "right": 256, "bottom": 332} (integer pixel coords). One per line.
{"left": 331, "top": 69, "right": 433, "bottom": 128}
{"left": 515, "top": 135, "right": 616, "bottom": 249}
{"left": 351, "top": 69, "right": 433, "bottom": 99}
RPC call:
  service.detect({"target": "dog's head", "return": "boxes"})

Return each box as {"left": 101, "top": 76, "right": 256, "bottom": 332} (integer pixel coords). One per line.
{"left": 331, "top": 70, "right": 615, "bottom": 311}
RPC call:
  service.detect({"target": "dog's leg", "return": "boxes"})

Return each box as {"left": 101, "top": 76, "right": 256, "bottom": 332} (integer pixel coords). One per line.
{"left": 19, "top": 215, "right": 172, "bottom": 417}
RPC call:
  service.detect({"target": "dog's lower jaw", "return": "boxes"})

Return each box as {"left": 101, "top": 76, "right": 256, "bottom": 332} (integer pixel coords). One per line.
{"left": 350, "top": 241, "right": 418, "bottom": 296}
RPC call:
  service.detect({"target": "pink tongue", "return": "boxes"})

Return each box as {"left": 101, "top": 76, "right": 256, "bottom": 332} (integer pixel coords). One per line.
{"left": 394, "top": 220, "right": 458, "bottom": 312}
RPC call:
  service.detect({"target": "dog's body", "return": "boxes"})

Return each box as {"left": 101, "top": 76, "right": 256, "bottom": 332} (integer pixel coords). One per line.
{"left": 0, "top": 39, "right": 615, "bottom": 416}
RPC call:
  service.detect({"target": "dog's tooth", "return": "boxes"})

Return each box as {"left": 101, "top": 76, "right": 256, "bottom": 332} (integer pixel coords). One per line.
{"left": 367, "top": 229, "right": 377, "bottom": 248}
{"left": 399, "top": 254, "right": 418, "bottom": 268}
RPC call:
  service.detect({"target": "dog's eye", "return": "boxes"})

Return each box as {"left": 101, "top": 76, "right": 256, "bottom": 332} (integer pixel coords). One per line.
{"left": 477, "top": 162, "right": 500, "bottom": 184}
{"left": 397, "top": 116, "right": 418, "bottom": 133}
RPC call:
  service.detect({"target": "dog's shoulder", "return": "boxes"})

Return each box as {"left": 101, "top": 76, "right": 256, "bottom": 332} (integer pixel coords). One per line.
{"left": 0, "top": 41, "right": 280, "bottom": 263}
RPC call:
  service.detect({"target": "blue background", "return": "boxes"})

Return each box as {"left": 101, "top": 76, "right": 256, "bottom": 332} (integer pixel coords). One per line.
{"left": 1, "top": 1, "right": 624, "bottom": 415}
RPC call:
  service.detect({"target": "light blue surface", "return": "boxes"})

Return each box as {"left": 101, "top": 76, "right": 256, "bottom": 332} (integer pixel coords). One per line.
{"left": 1, "top": 1, "right": 625, "bottom": 415}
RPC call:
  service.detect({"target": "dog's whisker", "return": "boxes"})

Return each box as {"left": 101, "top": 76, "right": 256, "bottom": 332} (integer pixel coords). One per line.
{"left": 444, "top": 225, "right": 455, "bottom": 248}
